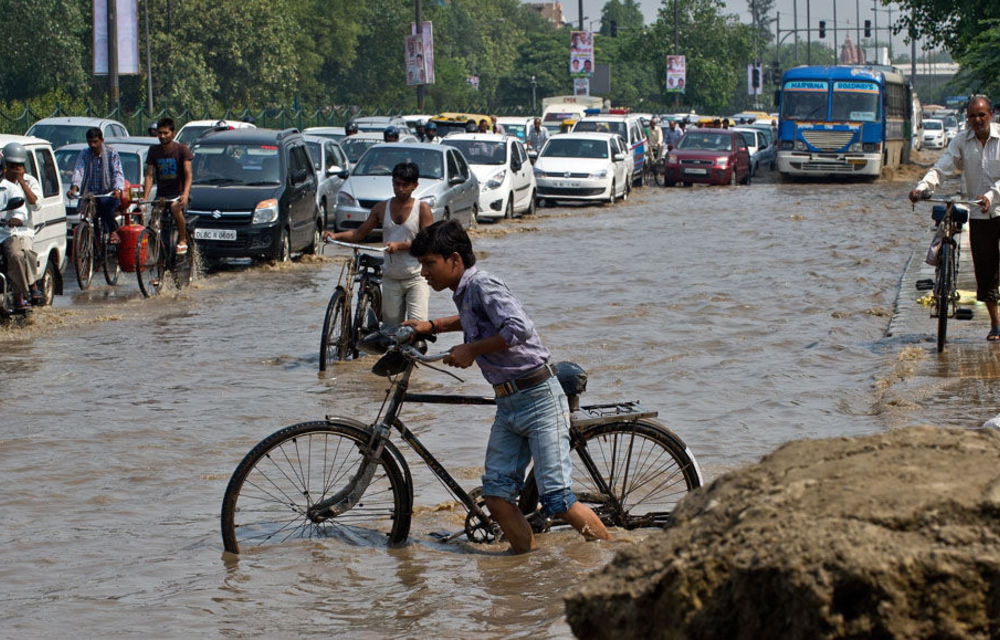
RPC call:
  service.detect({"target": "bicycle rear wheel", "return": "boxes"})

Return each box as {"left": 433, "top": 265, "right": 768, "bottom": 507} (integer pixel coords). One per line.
{"left": 935, "top": 243, "right": 953, "bottom": 353}
{"left": 352, "top": 286, "right": 382, "bottom": 356}
{"left": 73, "top": 220, "right": 94, "bottom": 290}
{"left": 220, "top": 420, "right": 412, "bottom": 554}
{"left": 101, "top": 226, "right": 120, "bottom": 285}
{"left": 319, "top": 288, "right": 351, "bottom": 370}
{"left": 135, "top": 227, "right": 166, "bottom": 297}
{"left": 653, "top": 160, "right": 666, "bottom": 187}
{"left": 519, "top": 419, "right": 702, "bottom": 530}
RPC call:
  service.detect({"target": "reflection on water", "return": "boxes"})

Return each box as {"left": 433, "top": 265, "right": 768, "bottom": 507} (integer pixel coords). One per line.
{"left": 0, "top": 177, "right": 988, "bottom": 637}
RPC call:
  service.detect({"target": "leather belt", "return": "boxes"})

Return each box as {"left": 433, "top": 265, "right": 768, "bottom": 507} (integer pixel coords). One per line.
{"left": 493, "top": 363, "right": 556, "bottom": 398}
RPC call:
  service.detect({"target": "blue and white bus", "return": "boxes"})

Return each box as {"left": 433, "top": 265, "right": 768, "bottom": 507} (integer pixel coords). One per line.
{"left": 776, "top": 65, "right": 913, "bottom": 178}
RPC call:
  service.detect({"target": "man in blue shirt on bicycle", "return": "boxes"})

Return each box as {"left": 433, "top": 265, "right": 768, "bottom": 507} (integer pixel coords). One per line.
{"left": 67, "top": 128, "right": 125, "bottom": 240}
{"left": 407, "top": 220, "right": 612, "bottom": 553}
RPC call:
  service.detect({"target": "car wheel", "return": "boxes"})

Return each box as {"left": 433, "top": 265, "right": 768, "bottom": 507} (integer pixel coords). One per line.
{"left": 607, "top": 180, "right": 616, "bottom": 205}
{"left": 469, "top": 204, "right": 479, "bottom": 229}
{"left": 729, "top": 169, "right": 737, "bottom": 186}
{"left": 504, "top": 195, "right": 514, "bottom": 219}
{"left": 304, "top": 218, "right": 322, "bottom": 255}
{"left": 526, "top": 191, "right": 537, "bottom": 216}
{"left": 622, "top": 178, "right": 630, "bottom": 201}
{"left": 320, "top": 199, "right": 329, "bottom": 229}
{"left": 743, "top": 168, "right": 752, "bottom": 185}
{"left": 40, "top": 257, "right": 57, "bottom": 306}
{"left": 271, "top": 227, "right": 291, "bottom": 263}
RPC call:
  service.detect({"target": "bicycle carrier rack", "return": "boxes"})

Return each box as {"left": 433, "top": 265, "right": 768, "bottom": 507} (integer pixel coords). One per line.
{"left": 572, "top": 401, "right": 658, "bottom": 428}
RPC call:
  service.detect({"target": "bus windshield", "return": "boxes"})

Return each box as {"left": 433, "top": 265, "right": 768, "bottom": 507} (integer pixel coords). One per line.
{"left": 781, "top": 81, "right": 829, "bottom": 121}
{"left": 831, "top": 81, "right": 880, "bottom": 122}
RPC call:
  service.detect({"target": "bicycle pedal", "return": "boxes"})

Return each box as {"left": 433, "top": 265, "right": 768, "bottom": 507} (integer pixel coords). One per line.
{"left": 955, "top": 308, "right": 974, "bottom": 320}
{"left": 915, "top": 279, "right": 934, "bottom": 291}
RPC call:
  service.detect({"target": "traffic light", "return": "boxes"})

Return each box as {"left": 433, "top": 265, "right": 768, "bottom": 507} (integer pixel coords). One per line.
{"left": 818, "top": 21, "right": 826, "bottom": 38}
{"left": 864, "top": 20, "right": 871, "bottom": 37}
{"left": 771, "top": 62, "right": 781, "bottom": 84}
{"left": 610, "top": 20, "right": 618, "bottom": 37}
{"left": 752, "top": 66, "right": 760, "bottom": 89}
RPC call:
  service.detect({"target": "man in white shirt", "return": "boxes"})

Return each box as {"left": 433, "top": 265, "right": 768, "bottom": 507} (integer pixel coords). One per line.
{"left": 0, "top": 141, "right": 43, "bottom": 311}
{"left": 910, "top": 96, "right": 1000, "bottom": 340}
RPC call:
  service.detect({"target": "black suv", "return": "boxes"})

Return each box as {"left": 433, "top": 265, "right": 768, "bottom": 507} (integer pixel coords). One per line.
{"left": 187, "top": 128, "right": 320, "bottom": 261}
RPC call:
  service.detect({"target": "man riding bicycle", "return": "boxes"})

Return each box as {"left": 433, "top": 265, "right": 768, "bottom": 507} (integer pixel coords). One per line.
{"left": 143, "top": 118, "right": 193, "bottom": 255}
{"left": 66, "top": 127, "right": 125, "bottom": 241}
{"left": 909, "top": 95, "right": 1000, "bottom": 341}
{"left": 647, "top": 117, "right": 664, "bottom": 161}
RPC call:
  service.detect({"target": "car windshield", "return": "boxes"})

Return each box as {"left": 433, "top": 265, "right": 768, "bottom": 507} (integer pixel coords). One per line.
{"left": 540, "top": 138, "right": 609, "bottom": 159}
{"left": 831, "top": 81, "right": 880, "bottom": 122}
{"left": 353, "top": 147, "right": 444, "bottom": 179}
{"left": 574, "top": 120, "right": 627, "bottom": 137}
{"left": 924, "top": 121, "right": 943, "bottom": 130}
{"left": 341, "top": 138, "right": 381, "bottom": 163}
{"left": 503, "top": 124, "right": 526, "bottom": 140}
{"left": 119, "top": 152, "right": 142, "bottom": 184}
{"left": 944, "top": 116, "right": 958, "bottom": 128}
{"left": 781, "top": 81, "right": 829, "bottom": 121}
{"left": 53, "top": 148, "right": 80, "bottom": 186}
{"left": 736, "top": 131, "right": 757, "bottom": 148}
{"left": 677, "top": 133, "right": 732, "bottom": 151}
{"left": 306, "top": 130, "right": 345, "bottom": 143}
{"left": 191, "top": 143, "right": 281, "bottom": 185}
{"left": 27, "top": 124, "right": 93, "bottom": 148}
{"left": 53, "top": 147, "right": 143, "bottom": 185}
{"left": 443, "top": 140, "right": 506, "bottom": 165}
{"left": 176, "top": 126, "right": 214, "bottom": 146}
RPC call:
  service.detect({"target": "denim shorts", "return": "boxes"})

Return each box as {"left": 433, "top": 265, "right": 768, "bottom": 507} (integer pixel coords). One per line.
{"left": 482, "top": 375, "right": 577, "bottom": 516}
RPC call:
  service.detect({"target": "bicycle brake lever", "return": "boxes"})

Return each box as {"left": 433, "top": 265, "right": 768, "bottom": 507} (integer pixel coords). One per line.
{"left": 418, "top": 360, "right": 465, "bottom": 383}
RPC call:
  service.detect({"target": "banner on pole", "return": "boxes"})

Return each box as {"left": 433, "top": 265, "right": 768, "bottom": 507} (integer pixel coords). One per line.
{"left": 569, "top": 31, "right": 594, "bottom": 78}
{"left": 409, "top": 21, "right": 435, "bottom": 85}
{"left": 93, "top": 0, "right": 140, "bottom": 75}
{"left": 666, "top": 55, "right": 685, "bottom": 93}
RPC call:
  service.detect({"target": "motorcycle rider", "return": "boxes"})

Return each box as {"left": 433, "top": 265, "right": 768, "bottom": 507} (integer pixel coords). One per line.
{"left": 0, "top": 142, "right": 43, "bottom": 311}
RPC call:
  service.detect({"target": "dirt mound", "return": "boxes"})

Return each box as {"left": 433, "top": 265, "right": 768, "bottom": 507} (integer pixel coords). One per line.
{"left": 566, "top": 427, "right": 1000, "bottom": 639}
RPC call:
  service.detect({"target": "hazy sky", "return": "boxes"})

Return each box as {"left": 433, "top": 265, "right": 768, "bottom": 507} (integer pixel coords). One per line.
{"left": 539, "top": 0, "right": 917, "bottom": 51}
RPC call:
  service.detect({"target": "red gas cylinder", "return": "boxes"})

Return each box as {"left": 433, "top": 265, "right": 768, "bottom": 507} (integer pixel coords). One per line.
{"left": 116, "top": 223, "right": 146, "bottom": 272}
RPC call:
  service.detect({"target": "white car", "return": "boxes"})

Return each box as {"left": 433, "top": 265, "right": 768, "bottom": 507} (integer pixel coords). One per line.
{"left": 26, "top": 116, "right": 129, "bottom": 148}
{"left": 340, "top": 131, "right": 419, "bottom": 164}
{"left": 175, "top": 119, "right": 256, "bottom": 146}
{"left": 303, "top": 135, "right": 350, "bottom": 230}
{"left": 571, "top": 114, "right": 649, "bottom": 185}
{"left": 302, "top": 126, "right": 346, "bottom": 143}
{"left": 942, "top": 115, "right": 959, "bottom": 143}
{"left": 533, "top": 132, "right": 631, "bottom": 207}
{"left": 443, "top": 133, "right": 536, "bottom": 221}
{"left": 923, "top": 119, "right": 946, "bottom": 149}
{"left": 0, "top": 134, "right": 68, "bottom": 305}
{"left": 495, "top": 116, "right": 533, "bottom": 143}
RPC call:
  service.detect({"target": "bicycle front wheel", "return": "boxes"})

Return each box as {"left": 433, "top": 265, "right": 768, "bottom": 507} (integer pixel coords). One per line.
{"left": 319, "top": 288, "right": 350, "bottom": 371}
{"left": 73, "top": 220, "right": 94, "bottom": 290}
{"left": 101, "top": 226, "right": 120, "bottom": 285}
{"left": 653, "top": 160, "right": 667, "bottom": 187}
{"left": 135, "top": 227, "right": 166, "bottom": 297}
{"left": 935, "top": 243, "right": 953, "bottom": 353}
{"left": 220, "top": 420, "right": 412, "bottom": 554}
{"left": 520, "top": 419, "right": 702, "bottom": 530}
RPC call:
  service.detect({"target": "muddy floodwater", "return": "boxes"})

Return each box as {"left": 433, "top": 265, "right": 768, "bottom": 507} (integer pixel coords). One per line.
{"left": 2, "top": 166, "right": 993, "bottom": 638}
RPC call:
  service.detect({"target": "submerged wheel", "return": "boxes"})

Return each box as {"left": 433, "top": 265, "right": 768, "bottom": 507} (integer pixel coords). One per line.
{"left": 935, "top": 243, "right": 953, "bottom": 353}
{"left": 220, "top": 420, "right": 412, "bottom": 554}
{"left": 526, "top": 191, "right": 537, "bottom": 216}
{"left": 271, "top": 227, "right": 291, "bottom": 263}
{"left": 519, "top": 420, "right": 702, "bottom": 530}
{"left": 135, "top": 228, "right": 166, "bottom": 297}
{"left": 504, "top": 196, "right": 514, "bottom": 219}
{"left": 40, "top": 258, "right": 57, "bottom": 305}
{"left": 607, "top": 181, "right": 616, "bottom": 205}
{"left": 354, "top": 286, "right": 382, "bottom": 348}
{"left": 319, "top": 288, "right": 351, "bottom": 370}
{"left": 101, "top": 227, "right": 120, "bottom": 285}
{"left": 73, "top": 221, "right": 94, "bottom": 290}
{"left": 654, "top": 161, "right": 667, "bottom": 187}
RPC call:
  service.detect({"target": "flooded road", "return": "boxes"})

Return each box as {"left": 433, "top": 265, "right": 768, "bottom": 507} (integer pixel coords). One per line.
{"left": 1, "top": 168, "right": 990, "bottom": 638}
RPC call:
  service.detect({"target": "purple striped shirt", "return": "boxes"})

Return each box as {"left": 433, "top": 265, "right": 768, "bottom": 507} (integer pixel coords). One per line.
{"left": 452, "top": 266, "right": 551, "bottom": 385}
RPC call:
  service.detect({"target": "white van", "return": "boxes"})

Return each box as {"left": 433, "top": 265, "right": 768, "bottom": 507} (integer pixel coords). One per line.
{"left": 572, "top": 114, "right": 649, "bottom": 186}
{"left": 0, "top": 134, "right": 67, "bottom": 305}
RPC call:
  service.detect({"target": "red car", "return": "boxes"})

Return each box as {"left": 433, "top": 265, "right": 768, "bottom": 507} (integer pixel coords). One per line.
{"left": 663, "top": 128, "right": 752, "bottom": 186}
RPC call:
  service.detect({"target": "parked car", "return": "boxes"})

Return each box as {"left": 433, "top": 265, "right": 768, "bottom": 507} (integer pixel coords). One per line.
{"left": 733, "top": 127, "right": 774, "bottom": 176}
{"left": 443, "top": 133, "right": 536, "bottom": 221}
{"left": 333, "top": 142, "right": 479, "bottom": 233}
{"left": 663, "top": 128, "right": 751, "bottom": 186}
{"left": 54, "top": 139, "right": 153, "bottom": 231}
{"left": 923, "top": 119, "right": 946, "bottom": 149}
{"left": 571, "top": 114, "right": 649, "bottom": 185}
{"left": 496, "top": 117, "right": 533, "bottom": 142}
{"left": 942, "top": 114, "right": 959, "bottom": 143}
{"left": 340, "top": 131, "right": 418, "bottom": 164}
{"left": 746, "top": 125, "right": 777, "bottom": 171}
{"left": 0, "top": 134, "right": 67, "bottom": 304}
{"left": 186, "top": 128, "right": 320, "bottom": 262}
{"left": 303, "top": 135, "right": 350, "bottom": 230}
{"left": 532, "top": 132, "right": 631, "bottom": 206}
{"left": 175, "top": 119, "right": 256, "bottom": 146}
{"left": 26, "top": 117, "right": 129, "bottom": 148}
{"left": 302, "top": 126, "right": 346, "bottom": 143}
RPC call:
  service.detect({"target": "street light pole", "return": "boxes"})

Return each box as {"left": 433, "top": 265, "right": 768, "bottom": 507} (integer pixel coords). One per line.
{"left": 578, "top": 0, "right": 583, "bottom": 30}
{"left": 673, "top": 0, "right": 679, "bottom": 109}
{"left": 415, "top": 0, "right": 424, "bottom": 111}
{"left": 108, "top": 0, "right": 119, "bottom": 113}
{"left": 531, "top": 75, "right": 537, "bottom": 114}
{"left": 144, "top": 0, "right": 153, "bottom": 111}
{"left": 806, "top": 0, "right": 811, "bottom": 65}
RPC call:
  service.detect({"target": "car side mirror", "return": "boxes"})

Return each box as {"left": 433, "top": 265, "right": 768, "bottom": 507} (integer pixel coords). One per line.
{"left": 613, "top": 153, "right": 625, "bottom": 161}
{"left": 337, "top": 169, "right": 350, "bottom": 179}
{"left": 3, "top": 197, "right": 24, "bottom": 211}
{"left": 327, "top": 165, "right": 342, "bottom": 175}
{"left": 449, "top": 175, "right": 465, "bottom": 185}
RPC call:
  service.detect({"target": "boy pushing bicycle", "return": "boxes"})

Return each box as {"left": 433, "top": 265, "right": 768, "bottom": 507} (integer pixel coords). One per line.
{"left": 406, "top": 220, "right": 612, "bottom": 553}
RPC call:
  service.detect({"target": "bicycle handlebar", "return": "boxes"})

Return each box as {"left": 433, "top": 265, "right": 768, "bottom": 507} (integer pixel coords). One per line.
{"left": 324, "top": 239, "right": 387, "bottom": 253}
{"left": 132, "top": 196, "right": 182, "bottom": 205}
{"left": 917, "top": 193, "right": 985, "bottom": 207}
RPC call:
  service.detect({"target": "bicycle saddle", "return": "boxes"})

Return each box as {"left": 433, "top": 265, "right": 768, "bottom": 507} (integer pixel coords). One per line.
{"left": 359, "top": 253, "right": 384, "bottom": 269}
{"left": 554, "top": 361, "right": 587, "bottom": 397}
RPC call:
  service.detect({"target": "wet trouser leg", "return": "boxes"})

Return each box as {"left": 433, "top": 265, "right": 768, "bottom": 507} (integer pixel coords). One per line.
{"left": 2, "top": 236, "right": 33, "bottom": 301}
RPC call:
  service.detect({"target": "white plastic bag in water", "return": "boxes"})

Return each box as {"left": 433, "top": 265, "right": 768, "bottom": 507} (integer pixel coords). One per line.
{"left": 982, "top": 413, "right": 1000, "bottom": 430}
{"left": 925, "top": 226, "right": 946, "bottom": 266}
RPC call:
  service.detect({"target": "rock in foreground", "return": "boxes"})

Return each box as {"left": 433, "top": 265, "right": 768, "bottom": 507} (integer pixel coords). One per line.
{"left": 566, "top": 427, "right": 1000, "bottom": 639}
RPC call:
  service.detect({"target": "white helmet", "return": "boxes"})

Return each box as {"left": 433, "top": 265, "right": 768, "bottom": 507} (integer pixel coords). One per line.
{"left": 2, "top": 142, "right": 28, "bottom": 165}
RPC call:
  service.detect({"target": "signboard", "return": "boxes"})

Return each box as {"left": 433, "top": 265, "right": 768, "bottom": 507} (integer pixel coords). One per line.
{"left": 93, "top": 0, "right": 140, "bottom": 75}
{"left": 408, "top": 21, "right": 435, "bottom": 85}
{"left": 569, "top": 30, "right": 594, "bottom": 78}
{"left": 666, "top": 55, "right": 685, "bottom": 93}
{"left": 574, "top": 78, "right": 590, "bottom": 96}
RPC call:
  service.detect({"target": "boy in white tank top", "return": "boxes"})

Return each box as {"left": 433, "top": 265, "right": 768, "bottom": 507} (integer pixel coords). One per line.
{"left": 323, "top": 162, "right": 433, "bottom": 325}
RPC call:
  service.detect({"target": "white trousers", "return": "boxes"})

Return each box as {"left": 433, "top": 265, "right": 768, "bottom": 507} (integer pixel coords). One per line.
{"left": 380, "top": 273, "right": 429, "bottom": 326}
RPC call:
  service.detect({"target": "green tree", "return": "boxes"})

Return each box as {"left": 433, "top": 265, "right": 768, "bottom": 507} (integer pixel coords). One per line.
{"left": 893, "top": 0, "right": 999, "bottom": 54}
{"left": 0, "top": 0, "right": 89, "bottom": 102}
{"left": 599, "top": 0, "right": 644, "bottom": 37}
{"left": 953, "top": 20, "right": 1000, "bottom": 99}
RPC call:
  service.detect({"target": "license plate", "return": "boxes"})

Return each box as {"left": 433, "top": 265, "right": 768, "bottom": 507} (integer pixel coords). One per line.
{"left": 684, "top": 168, "right": 707, "bottom": 175}
{"left": 195, "top": 228, "right": 237, "bottom": 241}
